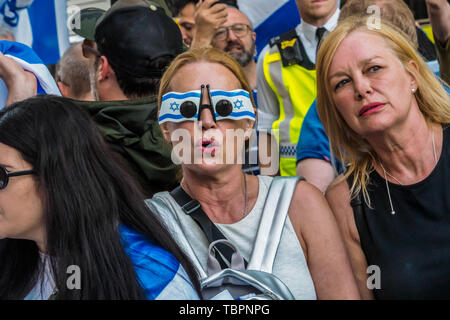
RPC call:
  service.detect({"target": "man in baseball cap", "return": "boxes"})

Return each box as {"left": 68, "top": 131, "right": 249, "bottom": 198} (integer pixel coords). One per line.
{"left": 72, "top": 0, "right": 173, "bottom": 41}
{"left": 69, "top": 0, "right": 183, "bottom": 197}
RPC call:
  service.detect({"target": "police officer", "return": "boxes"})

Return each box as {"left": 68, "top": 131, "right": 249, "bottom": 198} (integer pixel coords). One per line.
{"left": 256, "top": 0, "right": 339, "bottom": 176}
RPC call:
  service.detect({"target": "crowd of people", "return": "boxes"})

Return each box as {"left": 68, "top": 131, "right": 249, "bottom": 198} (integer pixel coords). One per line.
{"left": 0, "top": 0, "right": 449, "bottom": 300}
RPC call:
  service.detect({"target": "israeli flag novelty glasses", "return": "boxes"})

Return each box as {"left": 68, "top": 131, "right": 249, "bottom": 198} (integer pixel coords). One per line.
{"left": 159, "top": 84, "right": 255, "bottom": 124}
{"left": 0, "top": 166, "right": 34, "bottom": 190}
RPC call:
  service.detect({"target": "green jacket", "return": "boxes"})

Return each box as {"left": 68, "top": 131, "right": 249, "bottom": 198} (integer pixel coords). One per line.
{"left": 73, "top": 96, "right": 179, "bottom": 197}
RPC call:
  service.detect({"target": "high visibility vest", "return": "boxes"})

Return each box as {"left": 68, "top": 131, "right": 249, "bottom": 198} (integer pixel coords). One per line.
{"left": 262, "top": 32, "right": 317, "bottom": 176}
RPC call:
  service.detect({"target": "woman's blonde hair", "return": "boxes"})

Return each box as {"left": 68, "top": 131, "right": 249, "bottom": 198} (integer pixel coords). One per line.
{"left": 316, "top": 17, "right": 450, "bottom": 205}
{"left": 158, "top": 47, "right": 257, "bottom": 116}
{"left": 157, "top": 47, "right": 257, "bottom": 174}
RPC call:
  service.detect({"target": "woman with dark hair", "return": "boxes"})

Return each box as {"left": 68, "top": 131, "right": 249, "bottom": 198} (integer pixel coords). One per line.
{"left": 0, "top": 95, "right": 200, "bottom": 300}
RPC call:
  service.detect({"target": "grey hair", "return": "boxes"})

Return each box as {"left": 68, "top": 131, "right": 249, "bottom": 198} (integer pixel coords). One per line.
{"left": 0, "top": 27, "right": 15, "bottom": 40}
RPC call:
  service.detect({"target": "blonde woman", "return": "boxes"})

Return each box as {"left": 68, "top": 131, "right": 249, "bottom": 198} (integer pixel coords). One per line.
{"left": 317, "top": 17, "right": 450, "bottom": 299}
{"left": 147, "top": 47, "right": 360, "bottom": 299}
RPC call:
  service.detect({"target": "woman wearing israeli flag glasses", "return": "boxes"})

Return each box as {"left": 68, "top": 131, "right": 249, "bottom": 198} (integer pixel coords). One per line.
{"left": 148, "top": 47, "right": 360, "bottom": 300}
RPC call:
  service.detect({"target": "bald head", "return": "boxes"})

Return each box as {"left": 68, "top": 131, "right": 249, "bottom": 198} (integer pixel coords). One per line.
{"left": 211, "top": 7, "right": 256, "bottom": 67}
{"left": 56, "top": 43, "right": 93, "bottom": 100}
{"left": 0, "top": 27, "right": 15, "bottom": 41}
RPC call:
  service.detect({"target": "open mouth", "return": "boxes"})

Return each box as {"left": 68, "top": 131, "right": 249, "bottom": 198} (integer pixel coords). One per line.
{"left": 228, "top": 45, "right": 242, "bottom": 51}
{"left": 226, "top": 42, "right": 243, "bottom": 53}
{"left": 200, "top": 139, "right": 218, "bottom": 154}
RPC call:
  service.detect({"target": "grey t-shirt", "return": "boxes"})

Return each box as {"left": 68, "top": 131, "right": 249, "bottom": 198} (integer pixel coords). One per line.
{"left": 147, "top": 175, "right": 317, "bottom": 300}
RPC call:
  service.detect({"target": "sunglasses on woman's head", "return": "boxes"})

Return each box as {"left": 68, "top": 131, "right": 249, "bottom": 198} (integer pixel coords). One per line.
{"left": 0, "top": 165, "right": 35, "bottom": 190}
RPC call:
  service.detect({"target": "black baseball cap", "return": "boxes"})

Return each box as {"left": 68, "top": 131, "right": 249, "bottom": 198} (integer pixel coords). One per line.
{"left": 72, "top": 0, "right": 182, "bottom": 78}
{"left": 70, "top": 7, "right": 105, "bottom": 41}
{"left": 71, "top": 0, "right": 173, "bottom": 41}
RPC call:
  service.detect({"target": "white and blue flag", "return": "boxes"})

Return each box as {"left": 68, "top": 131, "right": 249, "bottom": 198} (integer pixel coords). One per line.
{"left": 119, "top": 224, "right": 200, "bottom": 300}
{"left": 159, "top": 89, "right": 255, "bottom": 124}
{"left": 0, "top": 0, "right": 70, "bottom": 65}
{"left": 239, "top": 0, "right": 343, "bottom": 59}
{"left": 160, "top": 91, "right": 201, "bottom": 123}
{"left": 0, "top": 40, "right": 60, "bottom": 108}
{"left": 238, "top": 0, "right": 300, "bottom": 59}
{"left": 210, "top": 89, "right": 255, "bottom": 121}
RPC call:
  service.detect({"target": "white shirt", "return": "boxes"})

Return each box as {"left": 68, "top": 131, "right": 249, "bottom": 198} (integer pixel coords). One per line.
{"left": 148, "top": 176, "right": 317, "bottom": 300}
{"left": 295, "top": 8, "right": 340, "bottom": 64}
{"left": 24, "top": 253, "right": 56, "bottom": 300}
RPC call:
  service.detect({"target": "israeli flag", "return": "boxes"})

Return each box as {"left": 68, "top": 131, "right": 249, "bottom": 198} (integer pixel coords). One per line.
{"left": 0, "top": 40, "right": 61, "bottom": 109}
{"left": 159, "top": 89, "right": 255, "bottom": 124}
{"left": 159, "top": 91, "right": 201, "bottom": 123}
{"left": 210, "top": 90, "right": 255, "bottom": 121}
{"left": 0, "top": 0, "right": 70, "bottom": 65}
{"left": 119, "top": 224, "right": 200, "bottom": 300}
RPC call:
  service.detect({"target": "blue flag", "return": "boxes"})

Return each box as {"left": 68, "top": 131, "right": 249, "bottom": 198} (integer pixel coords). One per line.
{"left": 239, "top": 0, "right": 341, "bottom": 59}
{"left": 0, "top": 0, "right": 70, "bottom": 65}
{"left": 238, "top": 0, "right": 300, "bottom": 59}
{"left": 0, "top": 40, "right": 61, "bottom": 109}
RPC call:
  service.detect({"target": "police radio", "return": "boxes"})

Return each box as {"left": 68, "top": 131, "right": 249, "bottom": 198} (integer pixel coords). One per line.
{"left": 269, "top": 29, "right": 304, "bottom": 67}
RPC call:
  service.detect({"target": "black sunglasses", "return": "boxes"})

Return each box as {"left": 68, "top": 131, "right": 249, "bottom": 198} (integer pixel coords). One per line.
{"left": 82, "top": 39, "right": 101, "bottom": 59}
{"left": 178, "top": 84, "right": 234, "bottom": 122}
{"left": 0, "top": 166, "right": 35, "bottom": 190}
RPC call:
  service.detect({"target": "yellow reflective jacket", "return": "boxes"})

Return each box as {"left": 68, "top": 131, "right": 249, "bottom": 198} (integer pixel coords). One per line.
{"left": 262, "top": 31, "right": 317, "bottom": 176}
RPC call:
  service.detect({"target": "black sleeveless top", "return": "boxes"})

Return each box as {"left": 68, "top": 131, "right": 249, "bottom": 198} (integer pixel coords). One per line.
{"left": 350, "top": 125, "right": 450, "bottom": 299}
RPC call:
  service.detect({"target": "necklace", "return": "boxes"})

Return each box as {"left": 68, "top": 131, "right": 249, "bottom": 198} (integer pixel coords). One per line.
{"left": 380, "top": 163, "right": 398, "bottom": 215}
{"left": 379, "top": 129, "right": 438, "bottom": 215}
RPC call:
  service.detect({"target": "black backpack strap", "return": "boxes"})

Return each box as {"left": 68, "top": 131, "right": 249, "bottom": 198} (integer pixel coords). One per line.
{"left": 170, "top": 185, "right": 248, "bottom": 269}
{"left": 269, "top": 28, "right": 315, "bottom": 70}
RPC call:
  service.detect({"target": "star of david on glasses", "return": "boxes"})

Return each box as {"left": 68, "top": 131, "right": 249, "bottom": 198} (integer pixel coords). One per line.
{"left": 159, "top": 84, "right": 255, "bottom": 124}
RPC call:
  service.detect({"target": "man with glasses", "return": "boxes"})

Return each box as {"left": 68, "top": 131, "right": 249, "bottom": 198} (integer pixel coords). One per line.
{"left": 169, "top": 1, "right": 255, "bottom": 88}
{"left": 210, "top": 8, "right": 257, "bottom": 93}
{"left": 191, "top": 2, "right": 256, "bottom": 92}
{"left": 189, "top": 2, "right": 259, "bottom": 174}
